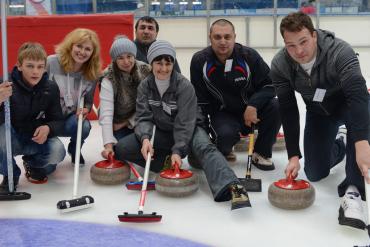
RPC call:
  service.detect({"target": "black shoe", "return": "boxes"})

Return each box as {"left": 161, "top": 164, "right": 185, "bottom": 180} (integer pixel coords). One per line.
{"left": 0, "top": 176, "right": 19, "bottom": 193}
{"left": 225, "top": 151, "right": 237, "bottom": 162}
{"left": 23, "top": 160, "right": 48, "bottom": 184}
{"left": 68, "top": 142, "right": 85, "bottom": 166}
{"left": 229, "top": 183, "right": 251, "bottom": 210}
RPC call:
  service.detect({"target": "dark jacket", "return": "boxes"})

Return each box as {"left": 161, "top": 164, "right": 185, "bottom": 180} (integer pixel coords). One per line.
{"left": 190, "top": 43, "right": 276, "bottom": 117}
{"left": 0, "top": 66, "right": 64, "bottom": 137}
{"left": 271, "top": 29, "right": 369, "bottom": 158}
{"left": 135, "top": 71, "right": 204, "bottom": 158}
{"left": 134, "top": 39, "right": 181, "bottom": 73}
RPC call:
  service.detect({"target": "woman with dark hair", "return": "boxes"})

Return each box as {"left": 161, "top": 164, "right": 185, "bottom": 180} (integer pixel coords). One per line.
{"left": 99, "top": 36, "right": 151, "bottom": 159}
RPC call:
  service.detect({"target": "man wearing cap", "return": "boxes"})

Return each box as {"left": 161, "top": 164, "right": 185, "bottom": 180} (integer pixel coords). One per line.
{"left": 116, "top": 40, "right": 252, "bottom": 210}
{"left": 134, "top": 16, "right": 181, "bottom": 72}
{"left": 190, "top": 19, "right": 281, "bottom": 169}
{"left": 99, "top": 35, "right": 151, "bottom": 159}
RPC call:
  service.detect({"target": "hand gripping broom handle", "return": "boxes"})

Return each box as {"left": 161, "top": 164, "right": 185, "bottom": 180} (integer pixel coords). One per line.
{"left": 138, "top": 125, "right": 156, "bottom": 212}
{"left": 245, "top": 124, "right": 255, "bottom": 179}
{"left": 1, "top": 1, "right": 14, "bottom": 193}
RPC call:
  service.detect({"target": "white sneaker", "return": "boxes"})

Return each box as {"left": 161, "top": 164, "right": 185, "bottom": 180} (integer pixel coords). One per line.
{"left": 251, "top": 152, "right": 275, "bottom": 171}
{"left": 338, "top": 185, "right": 366, "bottom": 230}
{"left": 336, "top": 125, "right": 347, "bottom": 145}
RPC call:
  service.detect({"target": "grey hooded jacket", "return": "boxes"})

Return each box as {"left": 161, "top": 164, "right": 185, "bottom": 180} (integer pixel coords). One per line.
{"left": 271, "top": 29, "right": 369, "bottom": 158}
{"left": 135, "top": 71, "right": 204, "bottom": 158}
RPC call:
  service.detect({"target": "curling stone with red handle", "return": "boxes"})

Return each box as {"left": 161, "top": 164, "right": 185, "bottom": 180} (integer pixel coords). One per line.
{"left": 268, "top": 174, "right": 315, "bottom": 210}
{"left": 155, "top": 162, "right": 199, "bottom": 197}
{"left": 90, "top": 154, "right": 130, "bottom": 185}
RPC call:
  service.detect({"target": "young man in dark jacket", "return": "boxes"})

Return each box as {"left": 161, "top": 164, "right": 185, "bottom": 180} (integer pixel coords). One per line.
{"left": 190, "top": 19, "right": 281, "bottom": 168}
{"left": 134, "top": 16, "right": 181, "bottom": 73}
{"left": 0, "top": 42, "right": 65, "bottom": 191}
{"left": 270, "top": 12, "right": 370, "bottom": 230}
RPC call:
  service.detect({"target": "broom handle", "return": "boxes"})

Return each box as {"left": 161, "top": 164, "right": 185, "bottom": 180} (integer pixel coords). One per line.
{"left": 1, "top": 1, "right": 14, "bottom": 193}
{"left": 365, "top": 171, "right": 370, "bottom": 229}
{"left": 245, "top": 125, "right": 255, "bottom": 179}
{"left": 128, "top": 162, "right": 143, "bottom": 182}
{"left": 138, "top": 125, "right": 156, "bottom": 211}
{"left": 72, "top": 97, "right": 84, "bottom": 198}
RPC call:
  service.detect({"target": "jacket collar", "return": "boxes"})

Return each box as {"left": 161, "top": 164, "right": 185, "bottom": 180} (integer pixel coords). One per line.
{"left": 147, "top": 71, "right": 179, "bottom": 94}
{"left": 11, "top": 66, "right": 49, "bottom": 92}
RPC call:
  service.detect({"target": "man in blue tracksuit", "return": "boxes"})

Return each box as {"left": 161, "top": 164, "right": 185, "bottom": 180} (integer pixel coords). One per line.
{"left": 190, "top": 19, "right": 281, "bottom": 169}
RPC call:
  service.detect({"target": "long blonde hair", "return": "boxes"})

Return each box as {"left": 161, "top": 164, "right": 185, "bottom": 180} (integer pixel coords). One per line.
{"left": 56, "top": 28, "right": 101, "bottom": 81}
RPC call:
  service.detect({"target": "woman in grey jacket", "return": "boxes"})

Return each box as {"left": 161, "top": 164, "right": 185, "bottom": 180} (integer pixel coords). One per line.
{"left": 99, "top": 36, "right": 151, "bottom": 159}
{"left": 47, "top": 28, "right": 101, "bottom": 166}
{"left": 115, "top": 40, "right": 251, "bottom": 210}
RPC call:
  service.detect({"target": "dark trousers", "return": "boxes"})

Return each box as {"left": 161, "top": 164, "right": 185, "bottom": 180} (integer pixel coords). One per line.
{"left": 211, "top": 98, "right": 281, "bottom": 158}
{"left": 303, "top": 105, "right": 367, "bottom": 199}
{"left": 190, "top": 126, "right": 239, "bottom": 201}
{"left": 114, "top": 128, "right": 175, "bottom": 173}
{"left": 115, "top": 125, "right": 239, "bottom": 202}
{"left": 113, "top": 127, "right": 134, "bottom": 141}
{"left": 60, "top": 114, "right": 91, "bottom": 152}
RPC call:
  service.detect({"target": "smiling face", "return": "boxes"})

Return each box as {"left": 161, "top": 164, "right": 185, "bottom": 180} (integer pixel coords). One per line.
{"left": 152, "top": 57, "right": 174, "bottom": 81}
{"left": 210, "top": 23, "right": 236, "bottom": 63}
{"left": 116, "top": 53, "right": 135, "bottom": 73}
{"left": 71, "top": 40, "right": 94, "bottom": 71}
{"left": 283, "top": 27, "right": 317, "bottom": 64}
{"left": 17, "top": 59, "right": 46, "bottom": 87}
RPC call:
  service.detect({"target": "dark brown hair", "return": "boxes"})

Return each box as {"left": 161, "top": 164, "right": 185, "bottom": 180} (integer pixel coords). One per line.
{"left": 280, "top": 12, "right": 315, "bottom": 38}
{"left": 135, "top": 16, "right": 159, "bottom": 32}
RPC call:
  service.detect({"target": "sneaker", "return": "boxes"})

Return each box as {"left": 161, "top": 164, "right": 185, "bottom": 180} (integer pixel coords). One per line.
{"left": 225, "top": 151, "right": 237, "bottom": 162}
{"left": 229, "top": 183, "right": 251, "bottom": 210}
{"left": 336, "top": 125, "right": 347, "bottom": 145}
{"left": 252, "top": 152, "right": 275, "bottom": 171}
{"left": 0, "top": 176, "right": 19, "bottom": 193}
{"left": 23, "top": 160, "right": 48, "bottom": 184}
{"left": 338, "top": 185, "right": 366, "bottom": 230}
{"left": 68, "top": 142, "right": 85, "bottom": 166}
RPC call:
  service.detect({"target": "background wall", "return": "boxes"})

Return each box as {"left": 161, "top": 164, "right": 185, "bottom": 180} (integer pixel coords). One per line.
{"left": 154, "top": 16, "right": 370, "bottom": 80}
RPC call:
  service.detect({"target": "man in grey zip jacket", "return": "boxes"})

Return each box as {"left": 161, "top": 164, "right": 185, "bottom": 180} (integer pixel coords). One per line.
{"left": 270, "top": 11, "right": 370, "bottom": 230}
{"left": 190, "top": 19, "right": 281, "bottom": 169}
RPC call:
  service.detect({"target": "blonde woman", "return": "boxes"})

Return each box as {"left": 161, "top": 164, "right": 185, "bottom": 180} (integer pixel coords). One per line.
{"left": 47, "top": 28, "right": 101, "bottom": 165}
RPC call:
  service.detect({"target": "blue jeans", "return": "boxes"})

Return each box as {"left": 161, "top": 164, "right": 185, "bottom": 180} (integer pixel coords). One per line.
{"left": 303, "top": 97, "right": 370, "bottom": 199}
{"left": 190, "top": 126, "right": 239, "bottom": 201}
{"left": 60, "top": 114, "right": 91, "bottom": 153}
{"left": 0, "top": 124, "right": 66, "bottom": 177}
